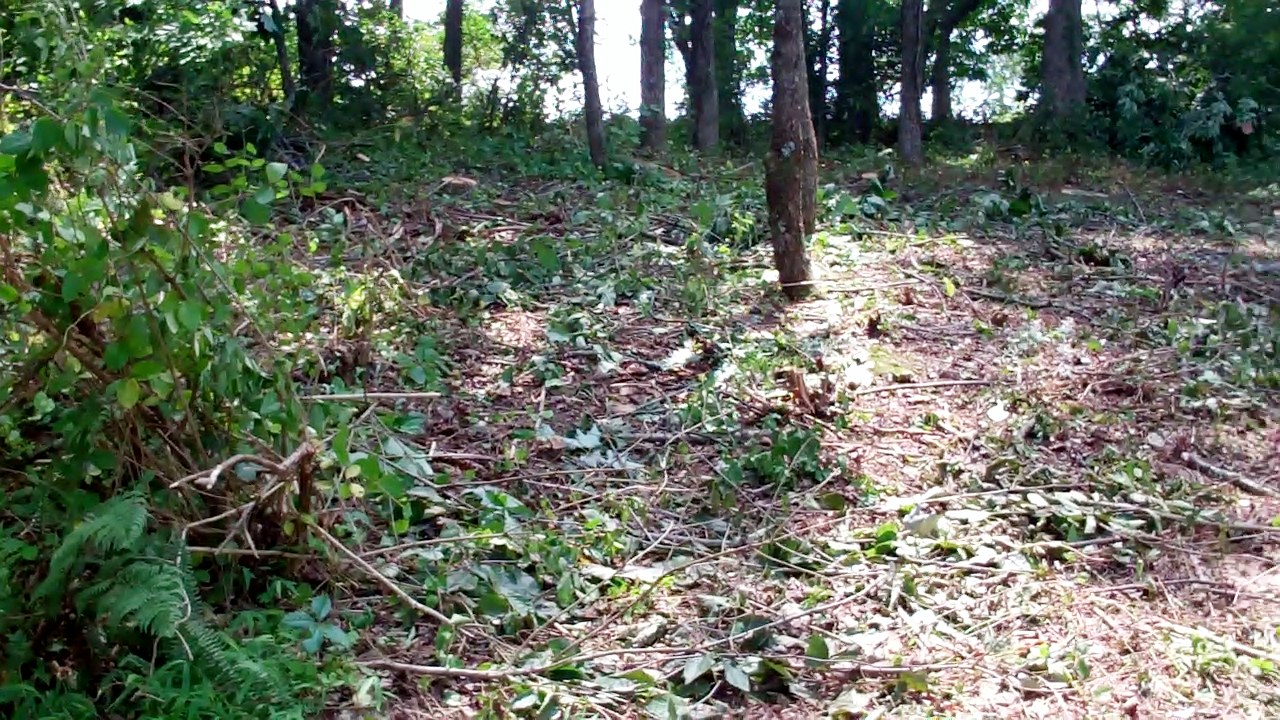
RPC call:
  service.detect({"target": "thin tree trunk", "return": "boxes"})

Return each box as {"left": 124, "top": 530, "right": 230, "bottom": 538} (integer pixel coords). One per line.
{"left": 1040, "top": 0, "right": 1085, "bottom": 119}
{"left": 444, "top": 0, "right": 465, "bottom": 92}
{"left": 266, "top": 0, "right": 297, "bottom": 104}
{"left": 930, "top": 28, "right": 951, "bottom": 122}
{"left": 813, "top": 0, "right": 832, "bottom": 145}
{"left": 577, "top": 0, "right": 607, "bottom": 168}
{"left": 713, "top": 0, "right": 743, "bottom": 145}
{"left": 898, "top": 0, "right": 925, "bottom": 164}
{"left": 640, "top": 0, "right": 667, "bottom": 152}
{"left": 295, "top": 0, "right": 335, "bottom": 106}
{"left": 834, "top": 0, "right": 877, "bottom": 144}
{"left": 766, "top": 0, "right": 818, "bottom": 301}
{"left": 924, "top": 0, "right": 982, "bottom": 124}
{"left": 690, "top": 0, "right": 719, "bottom": 152}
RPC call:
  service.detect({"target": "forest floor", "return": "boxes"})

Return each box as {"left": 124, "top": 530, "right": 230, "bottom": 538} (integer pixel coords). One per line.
{"left": 291, "top": 142, "right": 1280, "bottom": 719}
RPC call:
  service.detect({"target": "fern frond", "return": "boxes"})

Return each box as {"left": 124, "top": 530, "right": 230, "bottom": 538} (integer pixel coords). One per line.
{"left": 33, "top": 491, "right": 148, "bottom": 603}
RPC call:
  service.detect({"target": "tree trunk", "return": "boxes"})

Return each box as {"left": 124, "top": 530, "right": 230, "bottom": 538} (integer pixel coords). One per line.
{"left": 766, "top": 0, "right": 818, "bottom": 301}
{"left": 295, "top": 0, "right": 336, "bottom": 106}
{"left": 576, "top": 0, "right": 607, "bottom": 168}
{"left": 834, "top": 0, "right": 877, "bottom": 144}
{"left": 929, "top": 28, "right": 951, "bottom": 122}
{"left": 267, "top": 0, "right": 297, "bottom": 104}
{"left": 811, "top": 0, "right": 832, "bottom": 146}
{"left": 689, "top": 0, "right": 719, "bottom": 152}
{"left": 640, "top": 0, "right": 667, "bottom": 152}
{"left": 898, "top": 0, "right": 925, "bottom": 164}
{"left": 444, "top": 0, "right": 465, "bottom": 91}
{"left": 1040, "top": 0, "right": 1085, "bottom": 119}
{"left": 924, "top": 0, "right": 982, "bottom": 123}
{"left": 713, "top": 0, "right": 744, "bottom": 145}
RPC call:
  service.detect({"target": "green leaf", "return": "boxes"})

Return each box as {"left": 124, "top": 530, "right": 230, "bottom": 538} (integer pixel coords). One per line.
{"left": 61, "top": 272, "right": 87, "bottom": 301}
{"left": 806, "top": 634, "right": 830, "bottom": 665}
{"left": 32, "top": 392, "right": 55, "bottom": 416}
{"left": 116, "top": 379, "right": 142, "bottom": 409}
{"left": 682, "top": 654, "right": 716, "bottom": 685}
{"left": 311, "top": 594, "right": 333, "bottom": 620}
{"left": 301, "top": 631, "right": 324, "bottom": 654}
{"left": 321, "top": 625, "right": 353, "bottom": 649}
{"left": 104, "top": 342, "right": 130, "bottom": 371}
{"left": 241, "top": 199, "right": 271, "bottom": 224}
{"left": 0, "top": 283, "right": 20, "bottom": 303}
{"left": 254, "top": 186, "right": 276, "bottom": 204}
{"left": 103, "top": 107, "right": 130, "bottom": 137}
{"left": 177, "top": 300, "right": 202, "bottom": 330}
{"left": 0, "top": 130, "right": 32, "bottom": 156}
{"left": 282, "top": 610, "right": 316, "bottom": 631}
{"left": 30, "top": 118, "right": 63, "bottom": 155}
{"left": 722, "top": 661, "right": 751, "bottom": 693}
{"left": 531, "top": 237, "right": 561, "bottom": 272}
{"left": 266, "top": 162, "right": 289, "bottom": 184}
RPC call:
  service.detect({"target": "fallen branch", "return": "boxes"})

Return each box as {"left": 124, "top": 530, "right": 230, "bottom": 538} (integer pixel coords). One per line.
{"left": 851, "top": 379, "right": 990, "bottom": 397}
{"left": 308, "top": 520, "right": 457, "bottom": 628}
{"left": 1182, "top": 452, "right": 1280, "bottom": 498}
{"left": 169, "top": 442, "right": 316, "bottom": 490}
{"left": 298, "top": 391, "right": 443, "bottom": 402}
{"left": 1159, "top": 621, "right": 1280, "bottom": 666}
{"left": 964, "top": 287, "right": 1050, "bottom": 309}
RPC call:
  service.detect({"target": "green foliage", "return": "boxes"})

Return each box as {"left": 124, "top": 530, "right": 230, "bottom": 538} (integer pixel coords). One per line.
{"left": 1087, "top": 2, "right": 1279, "bottom": 168}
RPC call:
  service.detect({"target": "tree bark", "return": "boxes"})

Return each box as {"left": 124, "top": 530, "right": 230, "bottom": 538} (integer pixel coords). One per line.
{"left": 713, "top": 0, "right": 744, "bottom": 145}
{"left": 295, "top": 0, "right": 336, "bottom": 106}
{"left": 576, "top": 0, "right": 607, "bottom": 168}
{"left": 689, "top": 0, "right": 719, "bottom": 152}
{"left": 1040, "top": 0, "right": 1085, "bottom": 120}
{"left": 640, "top": 0, "right": 667, "bottom": 152}
{"left": 444, "top": 0, "right": 465, "bottom": 91}
{"left": 898, "top": 0, "right": 925, "bottom": 164}
{"left": 834, "top": 0, "right": 877, "bottom": 144}
{"left": 766, "top": 0, "right": 818, "bottom": 301}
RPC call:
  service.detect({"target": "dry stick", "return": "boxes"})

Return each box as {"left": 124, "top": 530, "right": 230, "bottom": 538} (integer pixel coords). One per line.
{"left": 1158, "top": 621, "right": 1280, "bottom": 666}
{"left": 1182, "top": 452, "right": 1280, "bottom": 499}
{"left": 850, "top": 379, "right": 990, "bottom": 397}
{"left": 298, "top": 391, "right": 443, "bottom": 402}
{"left": 361, "top": 532, "right": 508, "bottom": 559}
{"left": 308, "top": 521, "right": 456, "bottom": 628}
{"left": 169, "top": 442, "right": 315, "bottom": 490}
{"left": 187, "top": 546, "right": 316, "bottom": 560}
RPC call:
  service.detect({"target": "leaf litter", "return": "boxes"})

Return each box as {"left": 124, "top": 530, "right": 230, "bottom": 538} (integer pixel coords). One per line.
{"left": 295, "top": 156, "right": 1279, "bottom": 719}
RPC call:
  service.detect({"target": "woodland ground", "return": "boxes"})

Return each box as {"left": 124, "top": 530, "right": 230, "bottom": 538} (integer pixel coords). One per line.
{"left": 258, "top": 136, "right": 1279, "bottom": 720}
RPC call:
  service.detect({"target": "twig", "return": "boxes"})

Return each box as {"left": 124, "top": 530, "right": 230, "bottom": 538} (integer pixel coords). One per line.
{"left": 169, "top": 442, "right": 315, "bottom": 490}
{"left": 1158, "top": 621, "right": 1280, "bottom": 665}
{"left": 361, "top": 532, "right": 507, "bottom": 559}
{"left": 964, "top": 287, "right": 1050, "bottom": 309}
{"left": 187, "top": 546, "right": 316, "bottom": 560}
{"left": 298, "top": 391, "right": 443, "bottom": 402}
{"left": 1182, "top": 452, "right": 1280, "bottom": 498}
{"left": 850, "top": 379, "right": 990, "bottom": 397}
{"left": 308, "top": 521, "right": 456, "bottom": 628}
